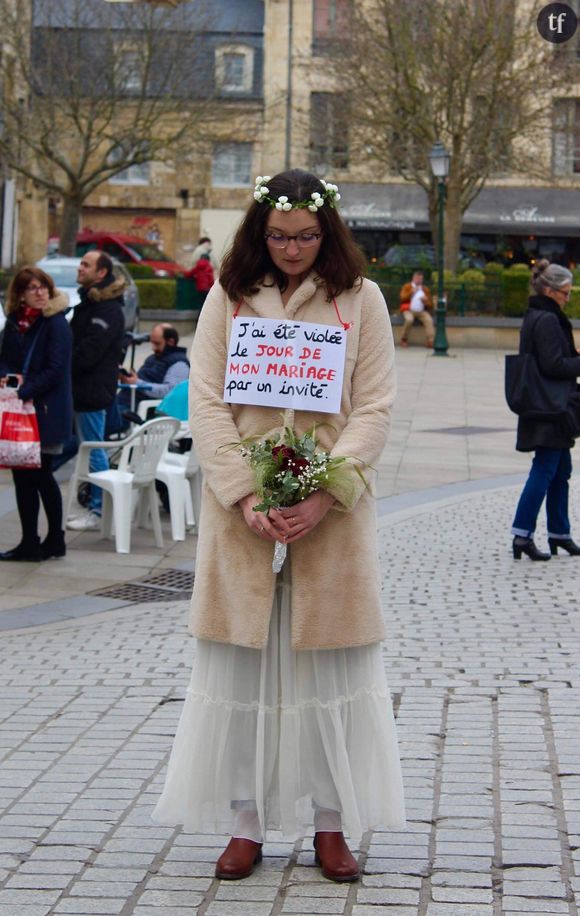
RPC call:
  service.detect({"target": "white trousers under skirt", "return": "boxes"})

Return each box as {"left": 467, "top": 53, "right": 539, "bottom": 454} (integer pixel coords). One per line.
{"left": 152, "top": 571, "right": 406, "bottom": 843}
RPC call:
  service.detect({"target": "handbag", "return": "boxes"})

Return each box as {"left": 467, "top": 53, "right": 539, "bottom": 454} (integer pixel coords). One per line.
{"left": 505, "top": 309, "right": 575, "bottom": 422}
{"left": 399, "top": 301, "right": 411, "bottom": 312}
{"left": 0, "top": 390, "right": 41, "bottom": 469}
{"left": 0, "top": 326, "right": 42, "bottom": 469}
{"left": 504, "top": 352, "right": 572, "bottom": 418}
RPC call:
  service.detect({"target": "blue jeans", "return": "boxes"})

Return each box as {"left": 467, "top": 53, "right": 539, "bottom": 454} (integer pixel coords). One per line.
{"left": 75, "top": 410, "right": 108, "bottom": 515}
{"left": 512, "top": 447, "right": 572, "bottom": 539}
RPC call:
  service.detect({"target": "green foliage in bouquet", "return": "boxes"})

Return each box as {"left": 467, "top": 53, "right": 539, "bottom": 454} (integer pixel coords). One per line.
{"left": 237, "top": 424, "right": 368, "bottom": 513}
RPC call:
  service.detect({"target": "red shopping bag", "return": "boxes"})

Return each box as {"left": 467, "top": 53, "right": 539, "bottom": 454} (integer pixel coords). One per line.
{"left": 0, "top": 390, "right": 41, "bottom": 469}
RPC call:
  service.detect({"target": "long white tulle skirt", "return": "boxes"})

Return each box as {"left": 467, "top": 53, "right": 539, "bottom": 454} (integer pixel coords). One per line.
{"left": 152, "top": 569, "right": 405, "bottom": 843}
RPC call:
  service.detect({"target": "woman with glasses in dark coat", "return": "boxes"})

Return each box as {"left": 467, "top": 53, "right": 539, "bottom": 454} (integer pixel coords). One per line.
{"left": 512, "top": 259, "right": 580, "bottom": 560}
{"left": 0, "top": 266, "right": 72, "bottom": 561}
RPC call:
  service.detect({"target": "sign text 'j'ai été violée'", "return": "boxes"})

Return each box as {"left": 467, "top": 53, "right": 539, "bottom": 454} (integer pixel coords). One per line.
{"left": 224, "top": 317, "right": 347, "bottom": 414}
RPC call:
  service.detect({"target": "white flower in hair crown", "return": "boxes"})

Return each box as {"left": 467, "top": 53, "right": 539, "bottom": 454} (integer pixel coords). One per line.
{"left": 253, "top": 177, "right": 341, "bottom": 212}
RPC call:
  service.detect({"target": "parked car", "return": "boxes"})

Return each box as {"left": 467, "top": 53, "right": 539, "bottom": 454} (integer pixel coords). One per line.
{"left": 47, "top": 230, "right": 186, "bottom": 277}
{"left": 36, "top": 256, "right": 140, "bottom": 331}
{"left": 383, "top": 244, "right": 485, "bottom": 270}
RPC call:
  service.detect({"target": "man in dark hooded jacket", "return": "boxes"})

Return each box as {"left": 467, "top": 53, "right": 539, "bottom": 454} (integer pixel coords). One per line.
{"left": 67, "top": 251, "right": 125, "bottom": 531}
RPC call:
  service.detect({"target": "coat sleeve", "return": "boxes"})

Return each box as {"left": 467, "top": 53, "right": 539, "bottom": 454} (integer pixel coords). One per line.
{"left": 535, "top": 314, "right": 580, "bottom": 380}
{"left": 326, "top": 281, "right": 396, "bottom": 510}
{"left": 0, "top": 323, "right": 11, "bottom": 376}
{"left": 144, "top": 361, "right": 189, "bottom": 399}
{"left": 19, "top": 317, "right": 72, "bottom": 402}
{"left": 71, "top": 302, "right": 124, "bottom": 376}
{"left": 188, "top": 284, "right": 256, "bottom": 510}
{"left": 399, "top": 282, "right": 411, "bottom": 304}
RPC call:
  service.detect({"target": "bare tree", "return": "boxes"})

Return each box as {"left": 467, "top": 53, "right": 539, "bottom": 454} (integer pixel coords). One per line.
{"left": 327, "top": 0, "right": 558, "bottom": 270}
{"left": 0, "top": 0, "right": 223, "bottom": 254}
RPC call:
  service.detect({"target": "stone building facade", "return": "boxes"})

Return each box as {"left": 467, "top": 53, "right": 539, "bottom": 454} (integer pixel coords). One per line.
{"left": 7, "top": 0, "right": 580, "bottom": 268}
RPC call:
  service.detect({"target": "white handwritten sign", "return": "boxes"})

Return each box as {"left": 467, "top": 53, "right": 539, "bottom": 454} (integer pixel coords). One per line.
{"left": 224, "top": 317, "right": 347, "bottom": 414}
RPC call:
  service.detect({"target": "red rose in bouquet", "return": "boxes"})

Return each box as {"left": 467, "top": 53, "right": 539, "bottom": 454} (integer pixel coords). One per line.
{"left": 272, "top": 445, "right": 310, "bottom": 478}
{"left": 290, "top": 457, "right": 310, "bottom": 476}
{"left": 272, "top": 445, "right": 295, "bottom": 468}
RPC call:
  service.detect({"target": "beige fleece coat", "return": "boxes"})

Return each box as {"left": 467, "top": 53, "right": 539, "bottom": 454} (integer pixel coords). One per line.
{"left": 188, "top": 272, "right": 396, "bottom": 650}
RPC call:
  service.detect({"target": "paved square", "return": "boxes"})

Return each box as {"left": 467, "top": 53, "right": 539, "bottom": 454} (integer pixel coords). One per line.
{"left": 1, "top": 478, "right": 579, "bottom": 914}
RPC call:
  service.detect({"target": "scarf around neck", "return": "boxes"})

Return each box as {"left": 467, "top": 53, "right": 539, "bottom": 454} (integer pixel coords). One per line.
{"left": 15, "top": 305, "right": 43, "bottom": 334}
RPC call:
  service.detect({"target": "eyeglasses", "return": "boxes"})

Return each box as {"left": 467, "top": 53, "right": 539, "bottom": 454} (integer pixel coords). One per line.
{"left": 265, "top": 232, "right": 322, "bottom": 249}
{"left": 26, "top": 284, "right": 48, "bottom": 295}
{"left": 555, "top": 288, "right": 571, "bottom": 300}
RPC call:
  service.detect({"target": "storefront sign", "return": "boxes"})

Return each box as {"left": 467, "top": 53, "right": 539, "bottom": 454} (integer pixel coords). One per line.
{"left": 499, "top": 206, "right": 556, "bottom": 225}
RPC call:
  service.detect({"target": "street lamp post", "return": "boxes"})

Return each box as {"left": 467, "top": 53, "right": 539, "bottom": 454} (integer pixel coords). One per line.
{"left": 428, "top": 140, "right": 451, "bottom": 356}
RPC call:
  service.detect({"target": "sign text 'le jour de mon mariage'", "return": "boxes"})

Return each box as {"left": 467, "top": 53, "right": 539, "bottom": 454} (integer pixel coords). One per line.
{"left": 224, "top": 317, "right": 347, "bottom": 414}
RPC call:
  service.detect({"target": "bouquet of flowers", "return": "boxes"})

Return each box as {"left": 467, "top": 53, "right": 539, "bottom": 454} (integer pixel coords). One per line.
{"left": 236, "top": 425, "right": 367, "bottom": 572}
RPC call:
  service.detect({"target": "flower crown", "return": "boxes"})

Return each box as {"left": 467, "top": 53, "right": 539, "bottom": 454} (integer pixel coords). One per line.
{"left": 253, "top": 176, "right": 341, "bottom": 212}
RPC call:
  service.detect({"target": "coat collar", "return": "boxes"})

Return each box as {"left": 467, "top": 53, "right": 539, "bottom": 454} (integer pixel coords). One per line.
{"left": 80, "top": 276, "right": 126, "bottom": 305}
{"left": 245, "top": 272, "right": 325, "bottom": 320}
{"left": 7, "top": 289, "right": 69, "bottom": 325}
{"left": 43, "top": 290, "right": 69, "bottom": 318}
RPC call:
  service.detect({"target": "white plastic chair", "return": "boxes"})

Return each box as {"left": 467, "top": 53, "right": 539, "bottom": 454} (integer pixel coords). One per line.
{"left": 67, "top": 417, "right": 180, "bottom": 554}
{"left": 137, "top": 398, "right": 162, "bottom": 421}
{"left": 156, "top": 445, "right": 202, "bottom": 541}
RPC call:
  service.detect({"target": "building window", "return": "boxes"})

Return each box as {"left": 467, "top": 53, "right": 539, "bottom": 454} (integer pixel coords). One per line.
{"left": 215, "top": 45, "right": 255, "bottom": 94}
{"left": 212, "top": 142, "right": 253, "bottom": 187}
{"left": 309, "top": 93, "right": 349, "bottom": 172}
{"left": 114, "top": 43, "right": 144, "bottom": 95}
{"left": 553, "top": 99, "right": 580, "bottom": 175}
{"left": 313, "top": 0, "right": 349, "bottom": 48}
{"left": 108, "top": 144, "right": 150, "bottom": 185}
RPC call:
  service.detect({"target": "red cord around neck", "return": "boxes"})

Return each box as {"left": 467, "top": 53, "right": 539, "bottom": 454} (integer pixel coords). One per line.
{"left": 233, "top": 298, "right": 352, "bottom": 331}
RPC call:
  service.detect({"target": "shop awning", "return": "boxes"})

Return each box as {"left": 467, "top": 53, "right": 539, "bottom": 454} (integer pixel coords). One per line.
{"left": 339, "top": 183, "right": 429, "bottom": 231}
{"left": 339, "top": 183, "right": 580, "bottom": 237}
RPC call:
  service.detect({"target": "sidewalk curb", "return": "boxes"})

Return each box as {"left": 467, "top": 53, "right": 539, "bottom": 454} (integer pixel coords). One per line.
{"left": 376, "top": 474, "right": 525, "bottom": 529}
{"left": 1, "top": 475, "right": 528, "bottom": 636}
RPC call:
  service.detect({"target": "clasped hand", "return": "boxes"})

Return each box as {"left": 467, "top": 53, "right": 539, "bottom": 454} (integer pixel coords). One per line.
{"left": 0, "top": 374, "right": 23, "bottom": 389}
{"left": 239, "top": 490, "right": 335, "bottom": 543}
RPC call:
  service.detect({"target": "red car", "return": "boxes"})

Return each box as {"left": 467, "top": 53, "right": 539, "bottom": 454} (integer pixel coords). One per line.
{"left": 52, "top": 230, "right": 186, "bottom": 277}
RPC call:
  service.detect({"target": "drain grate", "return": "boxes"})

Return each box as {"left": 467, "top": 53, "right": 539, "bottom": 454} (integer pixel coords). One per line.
{"left": 140, "top": 569, "right": 195, "bottom": 591}
{"left": 89, "top": 568, "right": 194, "bottom": 603}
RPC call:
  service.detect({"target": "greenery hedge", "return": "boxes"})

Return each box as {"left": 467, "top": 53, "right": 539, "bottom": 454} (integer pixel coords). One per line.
{"left": 501, "top": 266, "right": 530, "bottom": 317}
{"left": 135, "top": 279, "right": 176, "bottom": 310}
{"left": 368, "top": 260, "right": 539, "bottom": 316}
{"left": 567, "top": 287, "right": 580, "bottom": 319}
{"left": 501, "top": 268, "right": 530, "bottom": 318}
{"left": 0, "top": 269, "right": 12, "bottom": 293}
{"left": 125, "top": 263, "right": 156, "bottom": 279}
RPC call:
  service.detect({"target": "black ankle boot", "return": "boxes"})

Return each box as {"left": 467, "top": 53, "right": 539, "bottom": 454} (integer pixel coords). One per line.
{"left": 41, "top": 532, "right": 66, "bottom": 560}
{"left": 0, "top": 540, "right": 42, "bottom": 562}
{"left": 512, "top": 536, "right": 550, "bottom": 561}
{"left": 548, "top": 537, "right": 580, "bottom": 556}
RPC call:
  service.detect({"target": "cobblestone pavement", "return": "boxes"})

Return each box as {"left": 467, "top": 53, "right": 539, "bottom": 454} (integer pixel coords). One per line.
{"left": 1, "top": 479, "right": 580, "bottom": 916}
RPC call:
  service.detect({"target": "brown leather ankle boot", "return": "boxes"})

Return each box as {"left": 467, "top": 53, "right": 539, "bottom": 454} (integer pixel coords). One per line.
{"left": 314, "top": 831, "right": 359, "bottom": 882}
{"left": 215, "top": 837, "right": 263, "bottom": 880}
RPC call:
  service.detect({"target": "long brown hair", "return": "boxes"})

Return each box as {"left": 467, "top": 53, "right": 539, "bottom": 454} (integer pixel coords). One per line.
{"left": 219, "top": 169, "right": 366, "bottom": 303}
{"left": 5, "top": 266, "right": 56, "bottom": 314}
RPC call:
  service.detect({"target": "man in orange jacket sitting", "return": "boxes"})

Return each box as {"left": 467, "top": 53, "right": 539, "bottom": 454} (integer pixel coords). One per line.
{"left": 399, "top": 270, "right": 434, "bottom": 348}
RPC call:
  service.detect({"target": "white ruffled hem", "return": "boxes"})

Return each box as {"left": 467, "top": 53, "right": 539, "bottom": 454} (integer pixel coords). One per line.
{"left": 185, "top": 683, "right": 390, "bottom": 712}
{"left": 153, "top": 574, "right": 405, "bottom": 842}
